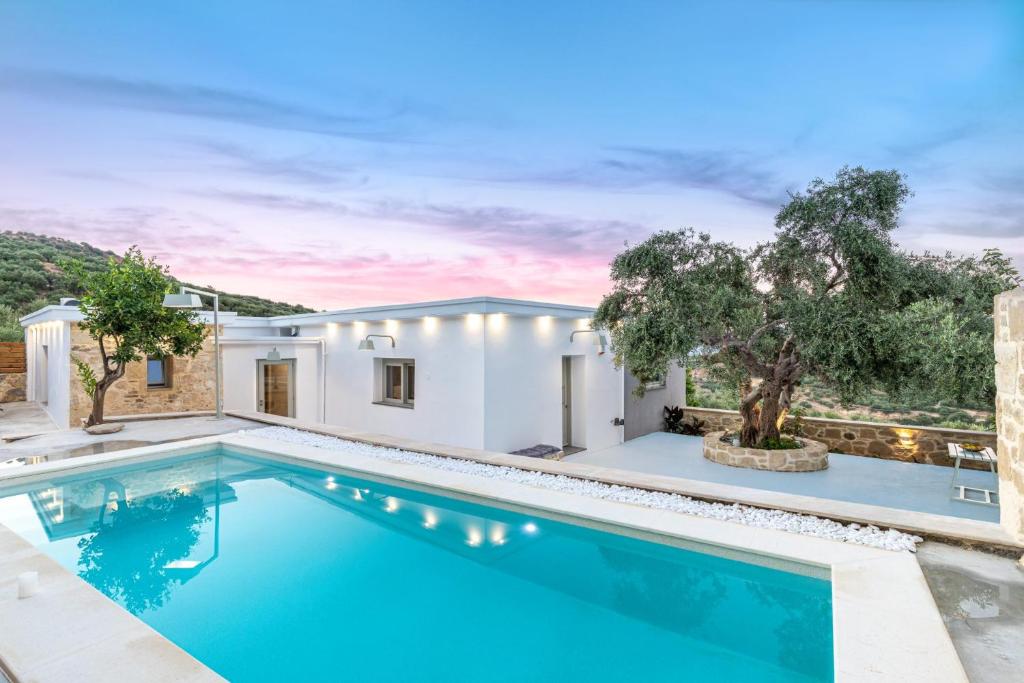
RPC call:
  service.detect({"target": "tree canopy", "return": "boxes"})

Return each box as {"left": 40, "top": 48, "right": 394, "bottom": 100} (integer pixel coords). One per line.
{"left": 595, "top": 166, "right": 1019, "bottom": 447}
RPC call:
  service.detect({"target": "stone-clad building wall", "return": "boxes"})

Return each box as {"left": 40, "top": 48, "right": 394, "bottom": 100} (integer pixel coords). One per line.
{"left": 68, "top": 323, "right": 217, "bottom": 427}
{"left": 683, "top": 406, "right": 996, "bottom": 468}
{"left": 995, "top": 289, "right": 1024, "bottom": 543}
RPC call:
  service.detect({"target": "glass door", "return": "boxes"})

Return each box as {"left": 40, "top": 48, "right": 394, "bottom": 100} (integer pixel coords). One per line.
{"left": 257, "top": 359, "right": 295, "bottom": 417}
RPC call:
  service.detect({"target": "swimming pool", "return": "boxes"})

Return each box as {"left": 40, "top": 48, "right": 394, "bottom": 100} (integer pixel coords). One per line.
{"left": 0, "top": 447, "right": 833, "bottom": 682}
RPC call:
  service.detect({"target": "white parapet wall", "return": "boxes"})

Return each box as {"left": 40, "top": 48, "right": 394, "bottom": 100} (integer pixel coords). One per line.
{"left": 995, "top": 288, "right": 1024, "bottom": 543}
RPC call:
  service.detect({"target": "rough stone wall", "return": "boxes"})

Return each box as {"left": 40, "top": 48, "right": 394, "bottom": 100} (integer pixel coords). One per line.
{"left": 0, "top": 372, "right": 26, "bottom": 402}
{"left": 0, "top": 341, "right": 26, "bottom": 402}
{"left": 68, "top": 323, "right": 218, "bottom": 426}
{"left": 683, "top": 406, "right": 996, "bottom": 467}
{"left": 995, "top": 289, "right": 1024, "bottom": 542}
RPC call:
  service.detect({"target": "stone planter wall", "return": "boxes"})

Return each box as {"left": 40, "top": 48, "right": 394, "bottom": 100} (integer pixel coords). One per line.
{"left": 703, "top": 431, "right": 829, "bottom": 472}
{"left": 684, "top": 406, "right": 995, "bottom": 468}
{"left": 995, "top": 289, "right": 1024, "bottom": 543}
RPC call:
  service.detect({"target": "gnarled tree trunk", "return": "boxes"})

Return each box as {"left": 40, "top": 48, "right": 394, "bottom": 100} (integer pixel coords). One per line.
{"left": 84, "top": 360, "right": 124, "bottom": 428}
{"left": 736, "top": 335, "right": 802, "bottom": 447}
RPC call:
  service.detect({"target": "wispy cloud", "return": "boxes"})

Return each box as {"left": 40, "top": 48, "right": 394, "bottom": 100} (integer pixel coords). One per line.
{"left": 505, "top": 147, "right": 789, "bottom": 208}
{"left": 364, "top": 200, "right": 650, "bottom": 259}
{"left": 0, "top": 68, "right": 436, "bottom": 142}
{"left": 187, "top": 189, "right": 350, "bottom": 216}
{"left": 185, "top": 139, "right": 369, "bottom": 187}
{"left": 885, "top": 123, "right": 981, "bottom": 159}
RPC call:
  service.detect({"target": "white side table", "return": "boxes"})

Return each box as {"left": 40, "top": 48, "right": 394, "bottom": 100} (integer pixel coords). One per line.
{"left": 948, "top": 443, "right": 998, "bottom": 506}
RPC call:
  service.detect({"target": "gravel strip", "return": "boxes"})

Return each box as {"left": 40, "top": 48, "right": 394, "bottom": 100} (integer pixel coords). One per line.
{"left": 240, "top": 426, "right": 923, "bottom": 552}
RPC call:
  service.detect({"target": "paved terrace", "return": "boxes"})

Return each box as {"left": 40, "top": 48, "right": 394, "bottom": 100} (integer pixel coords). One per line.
{"left": 567, "top": 432, "right": 1000, "bottom": 524}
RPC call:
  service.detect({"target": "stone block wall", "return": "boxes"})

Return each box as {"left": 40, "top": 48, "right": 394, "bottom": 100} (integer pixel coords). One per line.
{"left": 995, "top": 289, "right": 1024, "bottom": 543}
{"left": 68, "top": 323, "right": 218, "bottom": 426}
{"left": 0, "top": 341, "right": 27, "bottom": 402}
{"left": 683, "top": 406, "right": 996, "bottom": 468}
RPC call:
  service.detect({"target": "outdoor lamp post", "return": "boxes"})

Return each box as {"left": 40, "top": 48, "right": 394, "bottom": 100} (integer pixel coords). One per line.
{"left": 163, "top": 286, "right": 222, "bottom": 419}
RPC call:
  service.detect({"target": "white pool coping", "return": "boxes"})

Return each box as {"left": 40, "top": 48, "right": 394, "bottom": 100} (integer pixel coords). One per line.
{"left": 0, "top": 434, "right": 968, "bottom": 682}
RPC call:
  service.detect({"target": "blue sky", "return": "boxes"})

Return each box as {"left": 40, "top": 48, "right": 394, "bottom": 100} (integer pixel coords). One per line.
{"left": 1, "top": 1, "right": 1021, "bottom": 308}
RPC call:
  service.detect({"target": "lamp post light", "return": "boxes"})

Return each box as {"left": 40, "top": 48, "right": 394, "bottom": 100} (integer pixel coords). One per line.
{"left": 163, "top": 286, "right": 222, "bottom": 419}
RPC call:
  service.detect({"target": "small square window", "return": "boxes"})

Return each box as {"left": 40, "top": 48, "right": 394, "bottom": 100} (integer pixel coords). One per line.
{"left": 147, "top": 356, "right": 171, "bottom": 388}
{"left": 379, "top": 360, "right": 414, "bottom": 407}
{"left": 644, "top": 373, "right": 666, "bottom": 390}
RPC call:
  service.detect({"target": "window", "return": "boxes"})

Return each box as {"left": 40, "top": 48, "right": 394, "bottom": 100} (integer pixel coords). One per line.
{"left": 380, "top": 359, "right": 414, "bottom": 407}
{"left": 147, "top": 356, "right": 171, "bottom": 388}
{"left": 644, "top": 373, "right": 666, "bottom": 390}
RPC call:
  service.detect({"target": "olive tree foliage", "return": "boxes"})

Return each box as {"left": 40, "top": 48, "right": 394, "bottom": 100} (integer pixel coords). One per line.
{"left": 595, "top": 167, "right": 1019, "bottom": 447}
{"left": 65, "top": 248, "right": 207, "bottom": 427}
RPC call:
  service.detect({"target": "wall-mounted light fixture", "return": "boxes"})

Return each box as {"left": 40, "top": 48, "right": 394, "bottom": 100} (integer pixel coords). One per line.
{"left": 357, "top": 334, "right": 396, "bottom": 350}
{"left": 569, "top": 329, "right": 607, "bottom": 354}
{"left": 266, "top": 347, "right": 282, "bottom": 361}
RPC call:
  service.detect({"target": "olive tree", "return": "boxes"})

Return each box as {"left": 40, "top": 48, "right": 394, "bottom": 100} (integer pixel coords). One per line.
{"left": 595, "top": 166, "right": 1018, "bottom": 447}
{"left": 66, "top": 248, "right": 207, "bottom": 427}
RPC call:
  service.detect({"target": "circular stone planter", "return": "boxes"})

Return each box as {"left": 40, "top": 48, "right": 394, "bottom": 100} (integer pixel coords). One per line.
{"left": 703, "top": 431, "right": 828, "bottom": 472}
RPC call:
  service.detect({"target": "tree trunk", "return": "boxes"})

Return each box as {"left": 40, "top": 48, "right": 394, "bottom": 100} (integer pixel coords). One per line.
{"left": 84, "top": 367, "right": 122, "bottom": 428}
{"left": 738, "top": 382, "right": 762, "bottom": 447}
{"left": 85, "top": 384, "right": 108, "bottom": 427}
{"left": 757, "top": 387, "right": 783, "bottom": 444}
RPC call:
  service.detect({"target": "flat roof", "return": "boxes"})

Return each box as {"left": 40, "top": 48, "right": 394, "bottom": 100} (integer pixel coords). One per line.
{"left": 20, "top": 296, "right": 595, "bottom": 328}
{"left": 260, "top": 296, "right": 596, "bottom": 326}
{"left": 20, "top": 305, "right": 235, "bottom": 327}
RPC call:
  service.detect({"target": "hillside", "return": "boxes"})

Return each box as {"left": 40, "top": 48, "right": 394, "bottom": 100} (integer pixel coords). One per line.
{"left": 0, "top": 231, "right": 315, "bottom": 332}
{"left": 689, "top": 368, "right": 995, "bottom": 432}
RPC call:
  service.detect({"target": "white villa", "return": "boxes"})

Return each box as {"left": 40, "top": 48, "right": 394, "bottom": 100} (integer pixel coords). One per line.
{"left": 20, "top": 296, "right": 684, "bottom": 454}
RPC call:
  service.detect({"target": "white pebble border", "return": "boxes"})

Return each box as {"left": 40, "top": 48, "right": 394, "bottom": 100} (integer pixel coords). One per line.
{"left": 240, "top": 426, "right": 923, "bottom": 552}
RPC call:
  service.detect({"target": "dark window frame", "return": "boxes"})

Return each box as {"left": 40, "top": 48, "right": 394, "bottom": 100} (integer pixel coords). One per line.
{"left": 379, "top": 359, "right": 415, "bottom": 407}
{"left": 147, "top": 355, "right": 173, "bottom": 389}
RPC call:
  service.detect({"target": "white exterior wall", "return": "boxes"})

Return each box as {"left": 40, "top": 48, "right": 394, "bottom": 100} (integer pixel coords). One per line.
{"left": 220, "top": 340, "right": 323, "bottom": 423}
{"left": 481, "top": 315, "right": 623, "bottom": 453}
{"left": 320, "top": 316, "right": 487, "bottom": 449}
{"left": 23, "top": 321, "right": 71, "bottom": 427}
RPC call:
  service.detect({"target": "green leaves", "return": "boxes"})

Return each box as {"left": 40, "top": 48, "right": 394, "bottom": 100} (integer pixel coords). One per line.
{"left": 69, "top": 247, "right": 208, "bottom": 369}
{"left": 71, "top": 356, "right": 97, "bottom": 399}
{"left": 597, "top": 166, "right": 1018, "bottom": 428}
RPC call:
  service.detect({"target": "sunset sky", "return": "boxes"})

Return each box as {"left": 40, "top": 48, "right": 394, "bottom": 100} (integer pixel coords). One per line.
{"left": 1, "top": 1, "right": 1021, "bottom": 310}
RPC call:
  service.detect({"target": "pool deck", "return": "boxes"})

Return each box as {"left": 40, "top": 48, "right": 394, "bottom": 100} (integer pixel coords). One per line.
{"left": 568, "top": 432, "right": 1000, "bottom": 523}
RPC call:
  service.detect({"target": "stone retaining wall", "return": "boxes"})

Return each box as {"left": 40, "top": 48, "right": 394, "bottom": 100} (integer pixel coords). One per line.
{"left": 683, "top": 406, "right": 996, "bottom": 468}
{"left": 995, "top": 289, "right": 1024, "bottom": 543}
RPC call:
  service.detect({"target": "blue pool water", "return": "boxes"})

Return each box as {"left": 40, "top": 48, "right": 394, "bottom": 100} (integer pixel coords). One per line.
{"left": 0, "top": 449, "right": 833, "bottom": 682}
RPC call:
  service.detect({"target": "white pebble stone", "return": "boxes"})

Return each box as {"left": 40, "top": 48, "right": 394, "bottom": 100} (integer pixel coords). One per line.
{"left": 240, "top": 426, "right": 923, "bottom": 553}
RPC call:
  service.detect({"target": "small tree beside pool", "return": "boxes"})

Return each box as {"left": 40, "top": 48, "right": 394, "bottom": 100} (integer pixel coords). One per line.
{"left": 65, "top": 248, "right": 207, "bottom": 427}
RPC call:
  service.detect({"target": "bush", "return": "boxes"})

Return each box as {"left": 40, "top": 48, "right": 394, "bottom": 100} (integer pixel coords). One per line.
{"left": 663, "top": 405, "right": 685, "bottom": 433}
{"left": 758, "top": 436, "right": 802, "bottom": 450}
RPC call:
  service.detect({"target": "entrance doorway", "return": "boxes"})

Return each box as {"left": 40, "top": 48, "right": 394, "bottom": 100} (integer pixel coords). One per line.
{"left": 561, "top": 356, "right": 584, "bottom": 454}
{"left": 37, "top": 344, "right": 49, "bottom": 404}
{"left": 257, "top": 359, "right": 295, "bottom": 417}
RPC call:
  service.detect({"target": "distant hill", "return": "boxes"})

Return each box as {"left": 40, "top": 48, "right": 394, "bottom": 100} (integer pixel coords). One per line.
{"left": 0, "top": 231, "right": 316, "bottom": 318}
